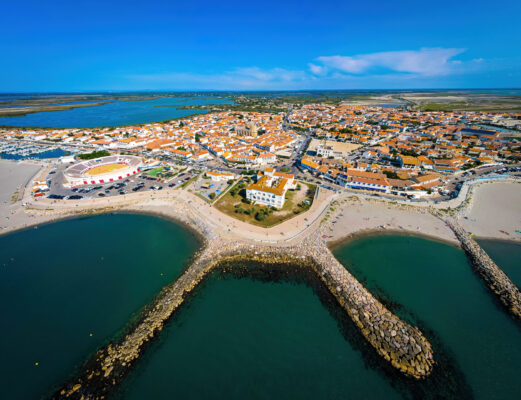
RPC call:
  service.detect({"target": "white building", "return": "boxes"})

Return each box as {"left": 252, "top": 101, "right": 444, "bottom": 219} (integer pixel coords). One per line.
{"left": 206, "top": 171, "right": 235, "bottom": 182}
{"left": 246, "top": 168, "right": 296, "bottom": 208}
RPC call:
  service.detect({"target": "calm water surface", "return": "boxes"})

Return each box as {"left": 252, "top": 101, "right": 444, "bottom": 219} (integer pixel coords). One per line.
{"left": 3, "top": 215, "right": 521, "bottom": 399}
{"left": 116, "top": 269, "right": 403, "bottom": 400}
{"left": 0, "top": 148, "right": 67, "bottom": 160}
{"left": 334, "top": 234, "right": 521, "bottom": 400}
{"left": 478, "top": 239, "right": 521, "bottom": 287}
{"left": 0, "top": 96, "right": 233, "bottom": 128}
{"left": 0, "top": 213, "right": 200, "bottom": 399}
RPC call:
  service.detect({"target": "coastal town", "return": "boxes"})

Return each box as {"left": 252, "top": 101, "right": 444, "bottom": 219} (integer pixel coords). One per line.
{"left": 1, "top": 104, "right": 520, "bottom": 207}
{"left": 4, "top": 0, "right": 521, "bottom": 398}
{"left": 1, "top": 101, "right": 521, "bottom": 400}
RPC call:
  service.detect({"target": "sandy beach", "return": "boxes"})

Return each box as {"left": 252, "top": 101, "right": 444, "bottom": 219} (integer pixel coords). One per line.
{"left": 0, "top": 159, "right": 46, "bottom": 232}
{"left": 323, "top": 196, "right": 459, "bottom": 246}
{"left": 1, "top": 157, "right": 520, "bottom": 248}
{"left": 460, "top": 182, "right": 521, "bottom": 241}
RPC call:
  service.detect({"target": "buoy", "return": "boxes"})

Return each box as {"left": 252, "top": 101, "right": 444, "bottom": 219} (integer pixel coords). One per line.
{"left": 35, "top": 362, "right": 39, "bottom": 366}
{"left": 160, "top": 273, "right": 164, "bottom": 276}
{"left": 89, "top": 333, "right": 93, "bottom": 337}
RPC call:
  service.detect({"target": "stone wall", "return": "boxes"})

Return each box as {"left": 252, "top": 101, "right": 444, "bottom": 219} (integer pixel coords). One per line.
{"left": 302, "top": 236, "right": 434, "bottom": 379}
{"left": 50, "top": 238, "right": 435, "bottom": 399}
{"left": 446, "top": 219, "right": 521, "bottom": 319}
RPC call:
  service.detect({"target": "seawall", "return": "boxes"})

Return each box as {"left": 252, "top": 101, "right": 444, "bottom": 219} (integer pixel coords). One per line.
{"left": 446, "top": 219, "right": 521, "bottom": 319}
{"left": 303, "top": 235, "right": 434, "bottom": 378}
{"left": 49, "top": 238, "right": 434, "bottom": 399}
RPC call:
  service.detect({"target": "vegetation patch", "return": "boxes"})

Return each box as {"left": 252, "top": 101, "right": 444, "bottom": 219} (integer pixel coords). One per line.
{"left": 215, "top": 181, "right": 316, "bottom": 227}
{"left": 77, "top": 150, "right": 110, "bottom": 160}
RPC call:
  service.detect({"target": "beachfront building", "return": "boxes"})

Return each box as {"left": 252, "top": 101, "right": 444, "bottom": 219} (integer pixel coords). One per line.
{"left": 246, "top": 168, "right": 296, "bottom": 208}
{"left": 336, "top": 169, "right": 390, "bottom": 193}
{"left": 206, "top": 171, "right": 235, "bottom": 182}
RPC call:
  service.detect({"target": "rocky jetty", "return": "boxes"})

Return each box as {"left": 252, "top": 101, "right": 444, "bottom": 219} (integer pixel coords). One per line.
{"left": 447, "top": 219, "right": 521, "bottom": 319}
{"left": 303, "top": 235, "right": 434, "bottom": 379}
{"left": 49, "top": 237, "right": 434, "bottom": 399}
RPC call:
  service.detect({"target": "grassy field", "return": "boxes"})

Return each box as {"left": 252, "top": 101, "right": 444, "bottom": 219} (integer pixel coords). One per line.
{"left": 214, "top": 181, "right": 316, "bottom": 227}
{"left": 145, "top": 166, "right": 165, "bottom": 176}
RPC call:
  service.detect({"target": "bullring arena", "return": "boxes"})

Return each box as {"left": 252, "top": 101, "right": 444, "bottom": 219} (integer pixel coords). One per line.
{"left": 64, "top": 155, "right": 142, "bottom": 187}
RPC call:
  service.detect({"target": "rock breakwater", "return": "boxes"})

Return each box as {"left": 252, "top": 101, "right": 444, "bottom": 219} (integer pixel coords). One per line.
{"left": 447, "top": 219, "right": 521, "bottom": 319}
{"left": 304, "top": 236, "right": 434, "bottom": 379}
{"left": 49, "top": 237, "right": 434, "bottom": 399}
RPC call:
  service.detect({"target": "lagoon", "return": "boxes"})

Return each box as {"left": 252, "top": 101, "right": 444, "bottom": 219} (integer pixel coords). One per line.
{"left": 0, "top": 96, "right": 233, "bottom": 128}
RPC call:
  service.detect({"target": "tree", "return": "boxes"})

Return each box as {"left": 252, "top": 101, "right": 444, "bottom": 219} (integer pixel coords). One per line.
{"left": 255, "top": 211, "right": 266, "bottom": 221}
{"left": 209, "top": 192, "right": 216, "bottom": 200}
{"left": 78, "top": 150, "right": 110, "bottom": 160}
{"left": 383, "top": 171, "right": 400, "bottom": 179}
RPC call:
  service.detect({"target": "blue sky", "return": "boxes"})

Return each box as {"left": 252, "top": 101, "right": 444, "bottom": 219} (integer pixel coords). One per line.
{"left": 2, "top": 0, "right": 520, "bottom": 91}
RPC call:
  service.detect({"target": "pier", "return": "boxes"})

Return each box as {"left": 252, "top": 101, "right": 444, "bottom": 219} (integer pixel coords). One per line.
{"left": 447, "top": 219, "right": 521, "bottom": 319}
{"left": 50, "top": 236, "right": 435, "bottom": 399}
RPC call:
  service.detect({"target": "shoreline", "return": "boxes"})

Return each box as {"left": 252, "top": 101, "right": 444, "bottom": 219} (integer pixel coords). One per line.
{"left": 327, "top": 227, "right": 462, "bottom": 251}
{"left": 49, "top": 238, "right": 435, "bottom": 399}
{"left": 2, "top": 157, "right": 520, "bottom": 398}
{"left": 8, "top": 208, "right": 519, "bottom": 249}
{"left": 0, "top": 97, "right": 229, "bottom": 129}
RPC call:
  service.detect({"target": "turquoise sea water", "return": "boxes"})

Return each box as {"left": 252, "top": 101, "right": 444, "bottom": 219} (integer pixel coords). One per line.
{"left": 333, "top": 234, "right": 521, "bottom": 400}
{"left": 0, "top": 96, "right": 233, "bottom": 128}
{"left": 0, "top": 214, "right": 200, "bottom": 399}
{"left": 2, "top": 214, "right": 521, "bottom": 399}
{"left": 116, "top": 266, "right": 404, "bottom": 400}
{"left": 478, "top": 239, "right": 521, "bottom": 287}
{"left": 116, "top": 235, "right": 521, "bottom": 400}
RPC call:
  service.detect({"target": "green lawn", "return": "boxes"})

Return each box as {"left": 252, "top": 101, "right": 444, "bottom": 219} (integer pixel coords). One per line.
{"left": 214, "top": 181, "right": 316, "bottom": 228}
{"left": 145, "top": 166, "right": 165, "bottom": 176}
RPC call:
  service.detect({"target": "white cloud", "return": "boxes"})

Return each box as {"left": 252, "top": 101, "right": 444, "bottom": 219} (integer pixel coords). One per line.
{"left": 125, "top": 47, "right": 479, "bottom": 90}
{"left": 316, "top": 48, "right": 465, "bottom": 76}
{"left": 127, "top": 67, "right": 307, "bottom": 90}
{"left": 308, "top": 63, "right": 327, "bottom": 75}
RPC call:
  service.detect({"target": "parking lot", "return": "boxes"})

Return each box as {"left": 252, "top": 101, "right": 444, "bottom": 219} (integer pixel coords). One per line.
{"left": 44, "top": 163, "right": 199, "bottom": 200}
